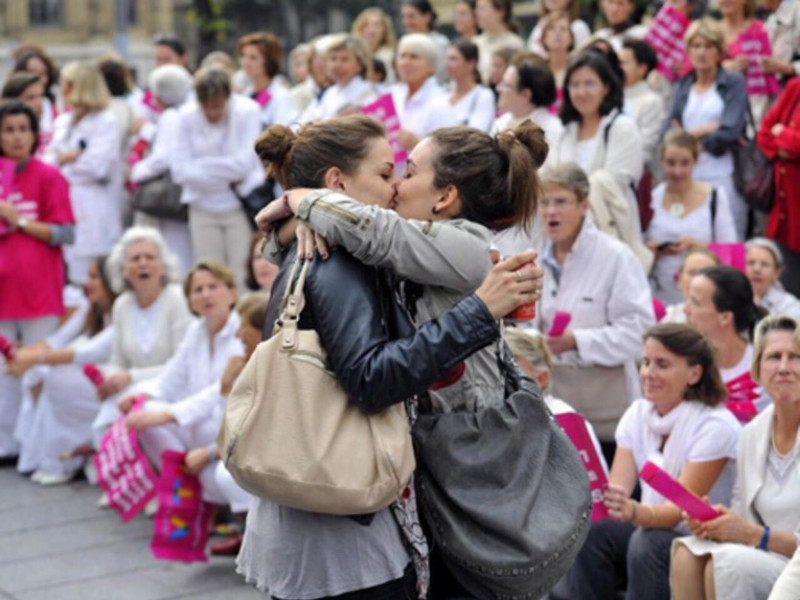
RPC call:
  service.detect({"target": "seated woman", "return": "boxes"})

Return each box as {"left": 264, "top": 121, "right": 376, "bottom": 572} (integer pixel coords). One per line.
{"left": 746, "top": 237, "right": 800, "bottom": 318}
{"left": 662, "top": 248, "right": 721, "bottom": 324}
{"left": 671, "top": 315, "right": 800, "bottom": 600}
{"left": 8, "top": 257, "right": 116, "bottom": 483}
{"left": 90, "top": 227, "right": 192, "bottom": 451}
{"left": 645, "top": 129, "right": 737, "bottom": 305}
{"left": 245, "top": 232, "right": 279, "bottom": 294}
{"left": 569, "top": 323, "right": 741, "bottom": 600}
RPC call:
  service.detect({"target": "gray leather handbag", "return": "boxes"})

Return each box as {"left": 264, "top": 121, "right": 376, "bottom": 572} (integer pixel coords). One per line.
{"left": 413, "top": 348, "right": 591, "bottom": 600}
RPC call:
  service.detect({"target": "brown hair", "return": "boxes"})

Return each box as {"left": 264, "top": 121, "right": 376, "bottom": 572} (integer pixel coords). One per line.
{"left": 329, "top": 35, "right": 372, "bottom": 78}
{"left": 84, "top": 255, "right": 117, "bottom": 337}
{"left": 194, "top": 67, "right": 231, "bottom": 103}
{"left": 246, "top": 232, "right": 266, "bottom": 291}
{"left": 255, "top": 114, "right": 386, "bottom": 189}
{"left": 751, "top": 315, "right": 800, "bottom": 382}
{"left": 644, "top": 323, "right": 727, "bottom": 406}
{"left": 505, "top": 327, "right": 554, "bottom": 392}
{"left": 183, "top": 260, "right": 237, "bottom": 316}
{"left": 1, "top": 72, "right": 42, "bottom": 100}
{"left": 543, "top": 0, "right": 579, "bottom": 19}
{"left": 237, "top": 293, "right": 269, "bottom": 332}
{"left": 429, "top": 121, "right": 547, "bottom": 231}
{"left": 661, "top": 128, "right": 700, "bottom": 161}
{"left": 542, "top": 12, "right": 575, "bottom": 52}
{"left": 237, "top": 32, "right": 283, "bottom": 79}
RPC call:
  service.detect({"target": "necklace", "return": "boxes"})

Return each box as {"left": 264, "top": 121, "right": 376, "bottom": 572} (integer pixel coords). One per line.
{"left": 666, "top": 187, "right": 692, "bottom": 217}
{"left": 669, "top": 202, "right": 685, "bottom": 217}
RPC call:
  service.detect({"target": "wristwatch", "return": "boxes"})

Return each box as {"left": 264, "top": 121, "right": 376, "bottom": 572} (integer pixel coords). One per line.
{"left": 17, "top": 217, "right": 29, "bottom": 231}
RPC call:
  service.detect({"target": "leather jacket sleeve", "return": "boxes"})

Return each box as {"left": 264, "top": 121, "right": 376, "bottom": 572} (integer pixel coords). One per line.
{"left": 267, "top": 247, "right": 499, "bottom": 413}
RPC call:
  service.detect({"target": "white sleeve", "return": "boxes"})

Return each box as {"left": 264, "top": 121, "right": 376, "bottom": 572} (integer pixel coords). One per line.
{"left": 272, "top": 92, "right": 299, "bottom": 126}
{"left": 615, "top": 400, "right": 644, "bottom": 450}
{"left": 62, "top": 114, "right": 120, "bottom": 185}
{"left": 686, "top": 414, "right": 740, "bottom": 463}
{"left": 152, "top": 327, "right": 194, "bottom": 404}
{"left": 168, "top": 383, "right": 222, "bottom": 427}
{"left": 72, "top": 327, "right": 114, "bottom": 365}
{"left": 638, "top": 97, "right": 665, "bottom": 166}
{"left": 467, "top": 88, "right": 497, "bottom": 133}
{"left": 46, "top": 304, "right": 89, "bottom": 348}
{"left": 711, "top": 186, "right": 739, "bottom": 243}
{"left": 603, "top": 116, "right": 644, "bottom": 192}
{"left": 130, "top": 111, "right": 179, "bottom": 183}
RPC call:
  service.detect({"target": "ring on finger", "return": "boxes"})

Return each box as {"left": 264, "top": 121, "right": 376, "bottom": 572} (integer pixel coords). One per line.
{"left": 515, "top": 270, "right": 523, "bottom": 282}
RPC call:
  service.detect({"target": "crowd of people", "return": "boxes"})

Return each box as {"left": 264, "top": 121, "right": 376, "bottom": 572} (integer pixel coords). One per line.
{"left": 1, "top": 0, "right": 800, "bottom": 598}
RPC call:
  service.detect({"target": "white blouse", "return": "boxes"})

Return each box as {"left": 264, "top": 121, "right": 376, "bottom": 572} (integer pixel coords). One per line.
{"left": 683, "top": 87, "right": 734, "bottom": 180}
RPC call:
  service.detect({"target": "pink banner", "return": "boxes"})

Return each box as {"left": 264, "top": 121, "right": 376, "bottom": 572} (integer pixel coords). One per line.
{"left": 645, "top": 4, "right": 691, "bottom": 83}
{"left": 255, "top": 89, "right": 272, "bottom": 107}
{"left": 640, "top": 461, "right": 720, "bottom": 521}
{"left": 730, "top": 28, "right": 781, "bottom": 97}
{"left": 548, "top": 311, "right": 572, "bottom": 337}
{"left": 556, "top": 412, "right": 609, "bottom": 522}
{"left": 94, "top": 396, "right": 158, "bottom": 522}
{"left": 0, "top": 157, "right": 15, "bottom": 236}
{"left": 362, "top": 94, "right": 408, "bottom": 165}
{"left": 142, "top": 90, "right": 162, "bottom": 114}
{"left": 0, "top": 334, "right": 14, "bottom": 361}
{"left": 708, "top": 242, "right": 746, "bottom": 273}
{"left": 151, "top": 450, "right": 212, "bottom": 563}
{"left": 726, "top": 400, "right": 758, "bottom": 423}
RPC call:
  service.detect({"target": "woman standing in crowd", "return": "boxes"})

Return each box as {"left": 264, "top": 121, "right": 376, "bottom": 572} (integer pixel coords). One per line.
{"left": 534, "top": 162, "right": 654, "bottom": 454}
{"left": 453, "top": 0, "right": 480, "bottom": 40}
{"left": 1, "top": 72, "right": 52, "bottom": 153}
{"left": 661, "top": 19, "right": 748, "bottom": 240}
{"left": 238, "top": 32, "right": 298, "bottom": 128}
{"left": 90, "top": 227, "right": 192, "bottom": 452}
{"left": 746, "top": 238, "right": 800, "bottom": 318}
{"left": 401, "top": 0, "right": 450, "bottom": 79}
{"left": 392, "top": 34, "right": 448, "bottom": 152}
{"left": 662, "top": 249, "right": 721, "bottom": 324}
{"left": 10, "top": 257, "right": 115, "bottom": 484}
{"left": 527, "top": 0, "right": 590, "bottom": 57}
{"left": 671, "top": 315, "right": 800, "bottom": 600}
{"left": 0, "top": 101, "right": 74, "bottom": 462}
{"left": 684, "top": 266, "right": 768, "bottom": 398}
{"left": 763, "top": 0, "right": 800, "bottom": 81}
{"left": 554, "top": 51, "right": 644, "bottom": 222}
{"left": 646, "top": 130, "right": 737, "bottom": 305}
{"left": 493, "top": 54, "right": 563, "bottom": 154}
{"left": 570, "top": 323, "right": 740, "bottom": 600}
{"left": 541, "top": 12, "right": 574, "bottom": 110}
{"left": 352, "top": 7, "right": 397, "bottom": 83}
{"left": 473, "top": 0, "right": 524, "bottom": 84}
{"left": 438, "top": 40, "right": 495, "bottom": 131}
{"left": 171, "top": 67, "right": 264, "bottom": 291}
{"left": 593, "top": 0, "right": 648, "bottom": 51}
{"left": 756, "top": 77, "right": 800, "bottom": 298}
{"left": 245, "top": 233, "right": 278, "bottom": 294}
{"left": 44, "top": 62, "right": 121, "bottom": 285}
{"left": 12, "top": 45, "right": 59, "bottom": 119}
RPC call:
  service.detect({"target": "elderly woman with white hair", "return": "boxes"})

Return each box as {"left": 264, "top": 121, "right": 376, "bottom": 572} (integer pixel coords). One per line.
{"left": 391, "top": 33, "right": 448, "bottom": 152}
{"left": 90, "top": 227, "right": 192, "bottom": 454}
{"left": 130, "top": 64, "right": 195, "bottom": 275}
{"left": 746, "top": 237, "right": 800, "bottom": 318}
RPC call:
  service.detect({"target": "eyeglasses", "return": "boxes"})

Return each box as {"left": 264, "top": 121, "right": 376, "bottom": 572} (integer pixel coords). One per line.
{"left": 567, "top": 80, "right": 601, "bottom": 92}
{"left": 540, "top": 197, "right": 579, "bottom": 210}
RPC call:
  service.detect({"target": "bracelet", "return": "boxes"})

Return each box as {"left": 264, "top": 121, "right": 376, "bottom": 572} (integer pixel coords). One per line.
{"left": 282, "top": 194, "right": 292, "bottom": 216}
{"left": 207, "top": 443, "right": 217, "bottom": 460}
{"left": 629, "top": 501, "right": 639, "bottom": 525}
{"left": 758, "top": 526, "right": 771, "bottom": 551}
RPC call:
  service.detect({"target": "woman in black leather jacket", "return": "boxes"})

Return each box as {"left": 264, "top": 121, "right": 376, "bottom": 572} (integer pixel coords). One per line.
{"left": 236, "top": 115, "right": 538, "bottom": 600}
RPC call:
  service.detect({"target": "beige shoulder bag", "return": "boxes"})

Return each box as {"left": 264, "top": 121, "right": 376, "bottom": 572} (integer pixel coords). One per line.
{"left": 217, "top": 259, "right": 415, "bottom": 515}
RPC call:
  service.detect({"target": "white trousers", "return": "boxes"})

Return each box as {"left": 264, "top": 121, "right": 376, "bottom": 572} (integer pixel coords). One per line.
{"left": 188, "top": 206, "right": 251, "bottom": 292}
{"left": 0, "top": 316, "right": 59, "bottom": 457}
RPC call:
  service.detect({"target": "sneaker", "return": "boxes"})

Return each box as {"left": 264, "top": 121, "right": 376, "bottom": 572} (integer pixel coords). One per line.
{"left": 97, "top": 492, "right": 110, "bottom": 508}
{"left": 144, "top": 497, "right": 159, "bottom": 518}
{"left": 31, "top": 470, "right": 45, "bottom": 483}
{"left": 37, "top": 472, "right": 74, "bottom": 486}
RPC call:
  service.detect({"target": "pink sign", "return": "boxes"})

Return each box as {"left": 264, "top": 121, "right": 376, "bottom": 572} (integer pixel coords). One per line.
{"left": 82, "top": 363, "right": 105, "bottom": 387}
{"left": 362, "top": 94, "right": 408, "bottom": 165}
{"left": 255, "top": 89, "right": 272, "bottom": 107}
{"left": 0, "top": 334, "right": 14, "bottom": 361}
{"left": 708, "top": 243, "right": 746, "bottom": 273}
{"left": 548, "top": 311, "right": 572, "bottom": 337}
{"left": 730, "top": 27, "right": 781, "bottom": 97}
{"left": 645, "top": 4, "right": 691, "bottom": 83}
{"left": 556, "top": 412, "right": 609, "bottom": 522}
{"left": 142, "top": 90, "right": 162, "bottom": 114}
{"left": 726, "top": 400, "right": 758, "bottom": 424}
{"left": 93, "top": 396, "right": 158, "bottom": 522}
{"left": 0, "top": 157, "right": 15, "bottom": 236}
{"left": 640, "top": 461, "right": 720, "bottom": 521}
{"left": 151, "top": 450, "right": 212, "bottom": 563}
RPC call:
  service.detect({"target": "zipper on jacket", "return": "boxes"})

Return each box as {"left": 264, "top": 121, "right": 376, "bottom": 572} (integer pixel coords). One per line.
{"left": 314, "top": 200, "right": 359, "bottom": 224}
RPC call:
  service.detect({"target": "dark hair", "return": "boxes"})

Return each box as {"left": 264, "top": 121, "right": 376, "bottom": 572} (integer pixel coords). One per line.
{"left": 153, "top": 33, "right": 187, "bottom": 57}
{"left": 621, "top": 38, "right": 658, "bottom": 77}
{"left": 372, "top": 58, "right": 388, "bottom": 83}
{"left": 84, "top": 255, "right": 117, "bottom": 337}
{"left": 585, "top": 43, "right": 625, "bottom": 92}
{"left": 255, "top": 115, "right": 387, "bottom": 189}
{"left": 194, "top": 67, "right": 231, "bottom": 103}
{"left": 12, "top": 46, "right": 58, "bottom": 103}
{"left": 404, "top": 0, "right": 438, "bottom": 28}
{"left": 699, "top": 266, "right": 769, "bottom": 341}
{"left": 485, "top": 0, "right": 518, "bottom": 33}
{"left": 246, "top": 232, "right": 266, "bottom": 291}
{"left": 430, "top": 120, "right": 548, "bottom": 231}
{"left": 452, "top": 40, "right": 481, "bottom": 83}
{"left": 0, "top": 101, "right": 39, "bottom": 155}
{"left": 237, "top": 32, "right": 283, "bottom": 79}
{"left": 559, "top": 51, "right": 624, "bottom": 125}
{"left": 645, "top": 323, "right": 727, "bottom": 406}
{"left": 96, "top": 55, "right": 133, "bottom": 97}
{"left": 512, "top": 53, "right": 557, "bottom": 108}
{"left": 1, "top": 72, "right": 42, "bottom": 100}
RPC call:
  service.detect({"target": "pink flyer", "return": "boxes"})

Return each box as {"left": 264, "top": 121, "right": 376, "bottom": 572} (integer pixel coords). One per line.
{"left": 556, "top": 412, "right": 609, "bottom": 522}
{"left": 645, "top": 5, "right": 690, "bottom": 83}
{"left": 362, "top": 94, "right": 408, "bottom": 165}
{"left": 731, "top": 28, "right": 781, "bottom": 96}
{"left": 708, "top": 243, "right": 746, "bottom": 273}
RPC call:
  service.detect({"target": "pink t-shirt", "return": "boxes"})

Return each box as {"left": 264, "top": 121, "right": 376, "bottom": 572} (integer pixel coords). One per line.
{"left": 0, "top": 158, "right": 74, "bottom": 319}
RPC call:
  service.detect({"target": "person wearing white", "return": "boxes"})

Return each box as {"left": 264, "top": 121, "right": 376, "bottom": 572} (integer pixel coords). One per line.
{"left": 400, "top": 0, "right": 451, "bottom": 81}
{"left": 534, "top": 166, "right": 655, "bottom": 437}
{"left": 671, "top": 315, "right": 800, "bottom": 600}
{"left": 238, "top": 32, "right": 298, "bottom": 128}
{"left": 763, "top": 0, "right": 800, "bottom": 80}
{"left": 646, "top": 130, "right": 737, "bottom": 305}
{"left": 43, "top": 63, "right": 121, "bottom": 285}
{"left": 554, "top": 52, "right": 644, "bottom": 226}
{"left": 90, "top": 228, "right": 192, "bottom": 449}
{"left": 569, "top": 323, "right": 740, "bottom": 600}
{"left": 768, "top": 546, "right": 800, "bottom": 600}
{"left": 746, "top": 238, "right": 800, "bottom": 319}
{"left": 436, "top": 40, "right": 496, "bottom": 132}
{"left": 392, "top": 34, "right": 448, "bottom": 152}
{"left": 131, "top": 65, "right": 195, "bottom": 276}
{"left": 473, "top": 0, "right": 525, "bottom": 84}
{"left": 172, "top": 68, "right": 265, "bottom": 291}
{"left": 662, "top": 249, "right": 721, "bottom": 324}
{"left": 526, "top": 0, "right": 591, "bottom": 56}
{"left": 351, "top": 7, "right": 398, "bottom": 83}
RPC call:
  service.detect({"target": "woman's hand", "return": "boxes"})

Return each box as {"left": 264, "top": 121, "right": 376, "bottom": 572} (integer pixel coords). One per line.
{"left": 475, "top": 251, "right": 542, "bottom": 319}
{"left": 97, "top": 371, "right": 132, "bottom": 400}
{"left": 604, "top": 483, "right": 636, "bottom": 522}
{"left": 761, "top": 56, "right": 794, "bottom": 76}
{"left": 125, "top": 410, "right": 173, "bottom": 432}
{"left": 254, "top": 188, "right": 316, "bottom": 234}
{"left": 57, "top": 149, "right": 81, "bottom": 167}
{"left": 0, "top": 201, "right": 21, "bottom": 227}
{"left": 546, "top": 330, "right": 577, "bottom": 356}
{"left": 116, "top": 394, "right": 140, "bottom": 414}
{"left": 296, "top": 222, "right": 330, "bottom": 260}
{"left": 688, "top": 122, "right": 720, "bottom": 140}
{"left": 722, "top": 57, "right": 749, "bottom": 73}
{"left": 771, "top": 123, "right": 786, "bottom": 138}
{"left": 184, "top": 447, "right": 212, "bottom": 475}
{"left": 4, "top": 346, "right": 43, "bottom": 377}
{"left": 220, "top": 355, "right": 247, "bottom": 398}
{"left": 700, "top": 505, "right": 763, "bottom": 545}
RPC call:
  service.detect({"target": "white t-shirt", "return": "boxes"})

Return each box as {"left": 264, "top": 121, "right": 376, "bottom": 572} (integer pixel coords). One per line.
{"left": 132, "top": 295, "right": 163, "bottom": 355}
{"left": 682, "top": 87, "right": 733, "bottom": 180}
{"left": 574, "top": 136, "right": 599, "bottom": 173}
{"left": 438, "top": 85, "right": 497, "bottom": 132}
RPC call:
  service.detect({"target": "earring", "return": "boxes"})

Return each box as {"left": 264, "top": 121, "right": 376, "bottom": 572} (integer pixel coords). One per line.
{"left": 431, "top": 206, "right": 440, "bottom": 215}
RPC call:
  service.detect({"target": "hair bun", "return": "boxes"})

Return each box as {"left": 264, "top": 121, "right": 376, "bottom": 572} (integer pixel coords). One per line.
{"left": 510, "top": 120, "right": 549, "bottom": 169}
{"left": 254, "top": 125, "right": 297, "bottom": 188}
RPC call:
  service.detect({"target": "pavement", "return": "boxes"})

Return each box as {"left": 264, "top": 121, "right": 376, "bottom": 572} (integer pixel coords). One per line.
{"left": 0, "top": 467, "right": 264, "bottom": 600}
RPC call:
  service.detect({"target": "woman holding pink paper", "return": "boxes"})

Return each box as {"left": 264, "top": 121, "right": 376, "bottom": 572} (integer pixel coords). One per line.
{"left": 568, "top": 323, "right": 740, "bottom": 600}
{"left": 671, "top": 315, "right": 800, "bottom": 600}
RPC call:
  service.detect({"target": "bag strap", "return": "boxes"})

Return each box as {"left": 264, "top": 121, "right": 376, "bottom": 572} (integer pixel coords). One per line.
{"left": 275, "top": 258, "right": 312, "bottom": 351}
{"left": 709, "top": 188, "right": 718, "bottom": 243}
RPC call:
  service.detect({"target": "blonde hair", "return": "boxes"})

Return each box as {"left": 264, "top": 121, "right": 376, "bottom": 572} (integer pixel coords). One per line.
{"left": 353, "top": 8, "right": 397, "bottom": 50}
{"left": 329, "top": 35, "right": 373, "bottom": 78}
{"left": 752, "top": 315, "right": 800, "bottom": 382}
{"left": 200, "top": 51, "right": 236, "bottom": 76}
{"left": 685, "top": 18, "right": 726, "bottom": 58}
{"left": 61, "top": 62, "right": 111, "bottom": 112}
{"left": 661, "top": 128, "right": 700, "bottom": 161}
{"left": 183, "top": 260, "right": 237, "bottom": 315}
{"left": 505, "top": 328, "right": 554, "bottom": 392}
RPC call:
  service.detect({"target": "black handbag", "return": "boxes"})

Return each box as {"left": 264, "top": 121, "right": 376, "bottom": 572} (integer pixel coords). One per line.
{"left": 231, "top": 180, "right": 275, "bottom": 231}
{"left": 733, "top": 101, "right": 775, "bottom": 213}
{"left": 131, "top": 172, "right": 187, "bottom": 221}
{"left": 413, "top": 346, "right": 591, "bottom": 600}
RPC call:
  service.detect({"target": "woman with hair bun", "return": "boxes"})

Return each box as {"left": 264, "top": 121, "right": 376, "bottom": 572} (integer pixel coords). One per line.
{"left": 240, "top": 115, "right": 540, "bottom": 599}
